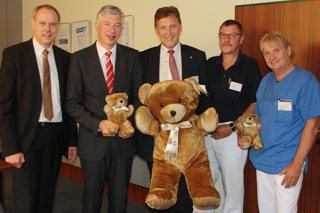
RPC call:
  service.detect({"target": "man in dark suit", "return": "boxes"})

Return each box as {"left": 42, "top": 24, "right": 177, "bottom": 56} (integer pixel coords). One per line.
{"left": 0, "top": 4, "right": 77, "bottom": 213}
{"left": 138, "top": 6, "right": 207, "bottom": 212}
{"left": 66, "top": 5, "right": 142, "bottom": 213}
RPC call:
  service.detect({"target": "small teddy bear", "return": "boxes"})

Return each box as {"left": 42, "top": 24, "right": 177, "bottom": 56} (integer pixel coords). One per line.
{"left": 103, "top": 93, "right": 134, "bottom": 135}
{"left": 236, "top": 113, "right": 263, "bottom": 150}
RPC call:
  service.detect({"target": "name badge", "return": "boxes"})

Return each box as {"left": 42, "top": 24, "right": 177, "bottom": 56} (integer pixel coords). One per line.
{"left": 278, "top": 99, "right": 292, "bottom": 111}
{"left": 229, "top": 81, "right": 242, "bottom": 92}
{"left": 191, "top": 76, "right": 199, "bottom": 83}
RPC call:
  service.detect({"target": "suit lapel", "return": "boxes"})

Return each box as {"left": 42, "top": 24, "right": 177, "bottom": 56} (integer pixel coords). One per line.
{"left": 89, "top": 43, "right": 109, "bottom": 94}
{"left": 53, "top": 46, "right": 65, "bottom": 102}
{"left": 149, "top": 45, "right": 160, "bottom": 84}
{"left": 27, "top": 39, "right": 42, "bottom": 91}
{"left": 113, "top": 43, "right": 124, "bottom": 93}
{"left": 181, "top": 44, "right": 193, "bottom": 80}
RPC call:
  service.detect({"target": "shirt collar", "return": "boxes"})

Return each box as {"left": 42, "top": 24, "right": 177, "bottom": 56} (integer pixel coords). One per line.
{"left": 96, "top": 40, "right": 117, "bottom": 59}
{"left": 160, "top": 42, "right": 181, "bottom": 57}
{"left": 218, "top": 49, "right": 243, "bottom": 66}
{"left": 33, "top": 37, "right": 53, "bottom": 56}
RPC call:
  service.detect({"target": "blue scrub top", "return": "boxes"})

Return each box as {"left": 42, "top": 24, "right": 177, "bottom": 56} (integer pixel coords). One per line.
{"left": 250, "top": 66, "right": 320, "bottom": 174}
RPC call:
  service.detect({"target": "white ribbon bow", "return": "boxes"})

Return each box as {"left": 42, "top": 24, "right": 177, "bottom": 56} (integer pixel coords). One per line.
{"left": 243, "top": 122, "right": 258, "bottom": 127}
{"left": 161, "top": 121, "right": 192, "bottom": 161}
{"left": 112, "top": 106, "right": 129, "bottom": 111}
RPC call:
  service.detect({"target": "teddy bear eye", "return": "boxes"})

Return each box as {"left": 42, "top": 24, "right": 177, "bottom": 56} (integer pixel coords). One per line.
{"left": 177, "top": 99, "right": 181, "bottom": 103}
{"left": 160, "top": 103, "right": 164, "bottom": 107}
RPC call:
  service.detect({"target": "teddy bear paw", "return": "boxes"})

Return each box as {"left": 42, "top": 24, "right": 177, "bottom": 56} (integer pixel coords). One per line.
{"left": 135, "top": 106, "right": 154, "bottom": 133}
{"left": 107, "top": 124, "right": 119, "bottom": 135}
{"left": 253, "top": 142, "right": 263, "bottom": 150}
{"left": 193, "top": 196, "right": 220, "bottom": 209}
{"left": 253, "top": 137, "right": 263, "bottom": 150}
{"left": 120, "top": 125, "right": 134, "bottom": 135}
{"left": 201, "top": 108, "right": 219, "bottom": 133}
{"left": 146, "top": 198, "right": 175, "bottom": 210}
{"left": 240, "top": 141, "right": 252, "bottom": 149}
{"left": 146, "top": 190, "right": 175, "bottom": 210}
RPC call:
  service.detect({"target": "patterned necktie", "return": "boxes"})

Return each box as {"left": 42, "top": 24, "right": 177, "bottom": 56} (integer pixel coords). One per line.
{"left": 105, "top": 51, "right": 114, "bottom": 94}
{"left": 42, "top": 49, "right": 53, "bottom": 121}
{"left": 168, "top": 50, "right": 180, "bottom": 80}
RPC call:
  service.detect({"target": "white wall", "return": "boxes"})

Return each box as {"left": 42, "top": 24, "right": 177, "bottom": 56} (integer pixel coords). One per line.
{"left": 21, "top": 0, "right": 287, "bottom": 212}
{"left": 0, "top": 0, "right": 7, "bottom": 63}
{"left": 22, "top": 0, "right": 287, "bottom": 58}
{"left": 0, "top": 0, "right": 22, "bottom": 64}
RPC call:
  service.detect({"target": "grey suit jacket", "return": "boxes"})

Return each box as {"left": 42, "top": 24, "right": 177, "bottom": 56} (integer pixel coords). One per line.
{"left": 138, "top": 44, "right": 208, "bottom": 162}
{"left": 0, "top": 38, "right": 77, "bottom": 158}
{"left": 66, "top": 42, "right": 142, "bottom": 162}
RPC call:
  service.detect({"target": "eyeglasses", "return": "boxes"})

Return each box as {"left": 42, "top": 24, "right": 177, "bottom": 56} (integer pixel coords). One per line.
{"left": 218, "top": 33, "right": 242, "bottom": 39}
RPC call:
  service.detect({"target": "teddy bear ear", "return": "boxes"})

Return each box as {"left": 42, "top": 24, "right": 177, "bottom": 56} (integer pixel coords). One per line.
{"left": 122, "top": 93, "right": 128, "bottom": 100}
{"left": 105, "top": 95, "right": 111, "bottom": 103}
{"left": 183, "top": 78, "right": 200, "bottom": 95}
{"left": 139, "top": 83, "right": 152, "bottom": 105}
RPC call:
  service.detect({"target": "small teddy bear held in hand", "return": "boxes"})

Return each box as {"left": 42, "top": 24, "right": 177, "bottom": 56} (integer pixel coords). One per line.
{"left": 103, "top": 93, "right": 134, "bottom": 135}
{"left": 135, "top": 78, "right": 220, "bottom": 210}
{"left": 236, "top": 113, "right": 263, "bottom": 150}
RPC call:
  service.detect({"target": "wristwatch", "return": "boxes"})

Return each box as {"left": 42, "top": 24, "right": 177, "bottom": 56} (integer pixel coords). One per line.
{"left": 229, "top": 122, "right": 237, "bottom": 132}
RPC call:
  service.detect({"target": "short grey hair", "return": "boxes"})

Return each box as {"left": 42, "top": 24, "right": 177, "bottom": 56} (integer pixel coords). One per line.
{"left": 96, "top": 5, "right": 124, "bottom": 26}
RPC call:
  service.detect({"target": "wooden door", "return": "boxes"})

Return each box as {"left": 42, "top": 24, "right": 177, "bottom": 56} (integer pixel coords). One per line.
{"left": 235, "top": 1, "right": 320, "bottom": 212}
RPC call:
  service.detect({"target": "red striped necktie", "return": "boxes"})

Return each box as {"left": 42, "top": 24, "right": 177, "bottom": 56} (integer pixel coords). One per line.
{"left": 105, "top": 51, "right": 114, "bottom": 94}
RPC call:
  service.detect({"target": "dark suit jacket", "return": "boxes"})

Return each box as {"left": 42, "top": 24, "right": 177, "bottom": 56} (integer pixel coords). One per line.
{"left": 0, "top": 38, "right": 78, "bottom": 158}
{"left": 138, "top": 44, "right": 208, "bottom": 162}
{"left": 66, "top": 42, "right": 142, "bottom": 162}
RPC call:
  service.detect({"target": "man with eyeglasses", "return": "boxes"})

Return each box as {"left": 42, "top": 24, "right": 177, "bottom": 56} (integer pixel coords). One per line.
{"left": 194, "top": 20, "right": 262, "bottom": 213}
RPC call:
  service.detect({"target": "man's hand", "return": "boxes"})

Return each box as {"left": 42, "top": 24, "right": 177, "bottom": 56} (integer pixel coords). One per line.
{"left": 5, "top": 153, "right": 25, "bottom": 169}
{"left": 210, "top": 124, "right": 233, "bottom": 140}
{"left": 99, "top": 120, "right": 116, "bottom": 137}
{"left": 118, "top": 120, "right": 133, "bottom": 139}
{"left": 279, "top": 162, "right": 303, "bottom": 189}
{"left": 237, "top": 131, "right": 244, "bottom": 147}
{"left": 279, "top": 116, "right": 320, "bottom": 189}
{"left": 66, "top": 147, "right": 77, "bottom": 163}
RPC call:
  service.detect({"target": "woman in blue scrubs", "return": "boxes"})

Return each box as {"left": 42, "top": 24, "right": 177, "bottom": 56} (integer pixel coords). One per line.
{"left": 249, "top": 31, "right": 320, "bottom": 213}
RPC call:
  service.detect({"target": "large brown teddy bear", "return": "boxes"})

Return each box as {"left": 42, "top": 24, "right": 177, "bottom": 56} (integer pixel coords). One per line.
{"left": 135, "top": 78, "right": 220, "bottom": 210}
{"left": 236, "top": 113, "right": 263, "bottom": 150}
{"left": 103, "top": 93, "right": 134, "bottom": 135}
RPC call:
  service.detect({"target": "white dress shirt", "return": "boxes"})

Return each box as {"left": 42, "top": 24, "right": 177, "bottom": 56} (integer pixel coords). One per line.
{"left": 96, "top": 41, "right": 117, "bottom": 82}
{"left": 33, "top": 37, "right": 62, "bottom": 122}
{"left": 159, "top": 43, "right": 182, "bottom": 82}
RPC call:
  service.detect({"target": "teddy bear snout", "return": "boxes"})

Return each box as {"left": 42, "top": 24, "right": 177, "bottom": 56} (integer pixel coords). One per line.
{"left": 170, "top": 111, "right": 176, "bottom": 117}
{"left": 120, "top": 100, "right": 123, "bottom": 103}
{"left": 160, "top": 104, "right": 187, "bottom": 123}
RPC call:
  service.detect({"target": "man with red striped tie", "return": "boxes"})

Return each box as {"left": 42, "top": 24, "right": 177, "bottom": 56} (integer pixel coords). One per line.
{"left": 66, "top": 5, "right": 142, "bottom": 213}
